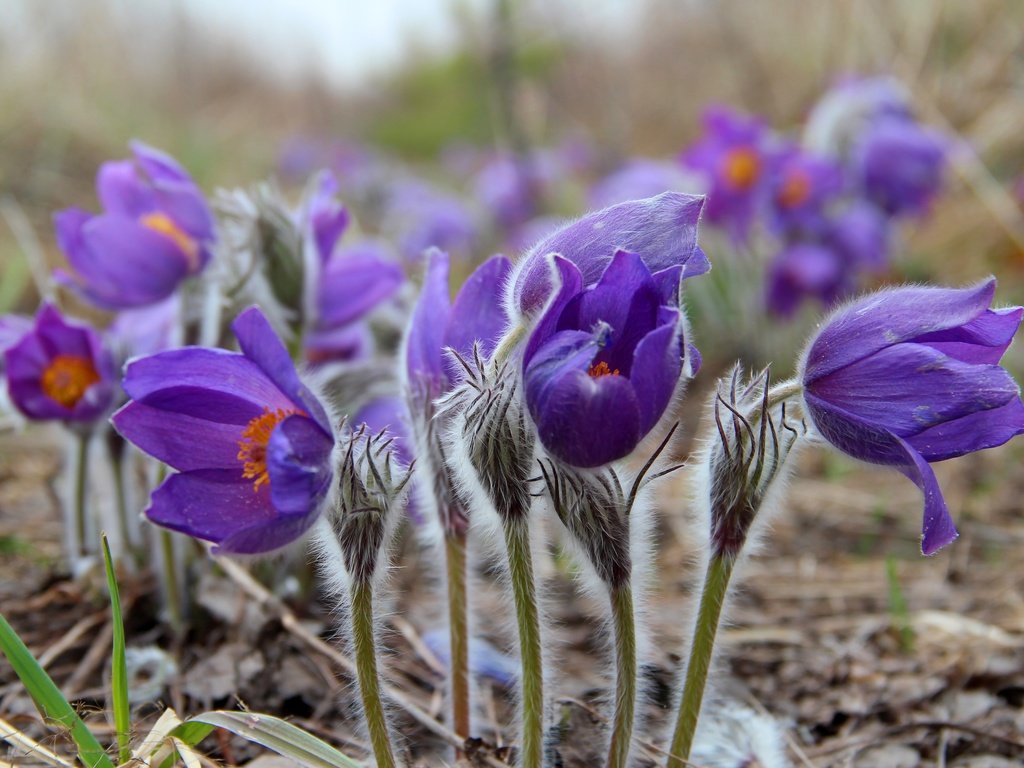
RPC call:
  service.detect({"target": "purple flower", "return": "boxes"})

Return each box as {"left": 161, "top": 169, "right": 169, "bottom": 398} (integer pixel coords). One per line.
{"left": 54, "top": 142, "right": 214, "bottom": 310}
{"left": 511, "top": 192, "right": 708, "bottom": 316}
{"left": 765, "top": 242, "right": 847, "bottom": 317}
{"left": 422, "top": 628, "right": 519, "bottom": 686}
{"left": 353, "top": 396, "right": 412, "bottom": 467}
{"left": 804, "top": 76, "right": 912, "bottom": 156}
{"left": 855, "top": 117, "right": 947, "bottom": 216}
{"left": 824, "top": 201, "right": 890, "bottom": 272}
{"left": 799, "top": 279, "right": 1024, "bottom": 554}
{"left": 523, "top": 250, "right": 695, "bottom": 468}
{"left": 383, "top": 179, "right": 478, "bottom": 262}
{"left": 473, "top": 154, "right": 541, "bottom": 233}
{"left": 112, "top": 306, "right": 335, "bottom": 554}
{"left": 681, "top": 106, "right": 774, "bottom": 240}
{"left": 4, "top": 304, "right": 116, "bottom": 423}
{"left": 768, "top": 147, "right": 844, "bottom": 233}
{"left": 588, "top": 159, "right": 692, "bottom": 210}
{"left": 406, "top": 248, "right": 513, "bottom": 401}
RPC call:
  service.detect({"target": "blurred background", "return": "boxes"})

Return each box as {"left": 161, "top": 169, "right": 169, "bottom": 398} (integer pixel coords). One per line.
{"left": 2, "top": 0, "right": 1024, "bottom": 365}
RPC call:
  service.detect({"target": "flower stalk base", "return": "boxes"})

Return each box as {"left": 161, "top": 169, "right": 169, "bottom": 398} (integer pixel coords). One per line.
{"left": 606, "top": 585, "right": 637, "bottom": 768}
{"left": 445, "top": 531, "right": 471, "bottom": 748}
{"left": 351, "top": 579, "right": 397, "bottom": 768}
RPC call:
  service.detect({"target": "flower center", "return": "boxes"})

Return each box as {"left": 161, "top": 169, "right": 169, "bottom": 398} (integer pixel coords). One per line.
{"left": 140, "top": 212, "right": 201, "bottom": 271}
{"left": 588, "top": 360, "right": 620, "bottom": 379}
{"left": 777, "top": 169, "right": 812, "bottom": 209}
{"left": 237, "top": 407, "right": 305, "bottom": 491}
{"left": 40, "top": 354, "right": 100, "bottom": 409}
{"left": 722, "top": 146, "right": 761, "bottom": 191}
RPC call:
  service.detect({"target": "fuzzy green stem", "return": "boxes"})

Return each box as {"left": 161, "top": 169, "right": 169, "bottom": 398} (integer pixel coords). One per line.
{"left": 606, "top": 585, "right": 636, "bottom": 768}
{"left": 72, "top": 432, "right": 89, "bottom": 559}
{"left": 159, "top": 530, "right": 184, "bottom": 634}
{"left": 445, "top": 531, "right": 471, "bottom": 749}
{"left": 351, "top": 579, "right": 397, "bottom": 768}
{"left": 503, "top": 520, "right": 544, "bottom": 768}
{"left": 667, "top": 554, "right": 737, "bottom": 767}
{"left": 492, "top": 323, "right": 527, "bottom": 366}
{"left": 108, "top": 444, "right": 135, "bottom": 565}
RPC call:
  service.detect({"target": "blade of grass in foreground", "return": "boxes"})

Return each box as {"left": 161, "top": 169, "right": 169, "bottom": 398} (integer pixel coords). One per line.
{"left": 170, "top": 711, "right": 362, "bottom": 768}
{"left": 0, "top": 613, "right": 114, "bottom": 768}
{"left": 101, "top": 534, "right": 131, "bottom": 764}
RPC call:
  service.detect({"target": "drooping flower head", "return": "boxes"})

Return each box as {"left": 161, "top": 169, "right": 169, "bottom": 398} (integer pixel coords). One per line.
{"left": 54, "top": 142, "right": 214, "bottom": 310}
{"left": 4, "top": 304, "right": 116, "bottom": 423}
{"left": 799, "top": 279, "right": 1024, "bottom": 554}
{"left": 767, "top": 146, "right": 844, "bottom": 234}
{"left": 523, "top": 250, "right": 699, "bottom": 468}
{"left": 681, "top": 106, "right": 774, "bottom": 240}
{"left": 112, "top": 306, "right": 335, "bottom": 554}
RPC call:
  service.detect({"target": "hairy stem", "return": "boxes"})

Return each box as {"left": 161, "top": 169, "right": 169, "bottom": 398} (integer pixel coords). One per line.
{"left": 445, "top": 531, "right": 471, "bottom": 749}
{"left": 108, "top": 441, "right": 135, "bottom": 565}
{"left": 159, "top": 530, "right": 184, "bottom": 634}
{"left": 71, "top": 431, "right": 89, "bottom": 559}
{"left": 606, "top": 585, "right": 637, "bottom": 768}
{"left": 351, "top": 579, "right": 397, "bottom": 768}
{"left": 503, "top": 520, "right": 543, "bottom": 768}
{"left": 667, "top": 554, "right": 736, "bottom": 767}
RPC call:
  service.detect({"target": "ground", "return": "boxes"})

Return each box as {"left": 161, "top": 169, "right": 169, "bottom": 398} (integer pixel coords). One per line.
{"left": 1, "top": 427, "right": 1023, "bottom": 768}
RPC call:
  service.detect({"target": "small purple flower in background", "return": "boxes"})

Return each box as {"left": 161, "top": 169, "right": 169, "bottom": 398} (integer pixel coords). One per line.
{"left": 855, "top": 117, "right": 947, "bottom": 217}
{"left": 804, "top": 76, "right": 912, "bottom": 156}
{"left": 824, "top": 201, "right": 890, "bottom": 273}
{"left": 4, "top": 304, "right": 115, "bottom": 423}
{"left": 54, "top": 142, "right": 214, "bottom": 309}
{"left": 588, "top": 159, "right": 694, "bottom": 210}
{"left": 422, "top": 628, "right": 519, "bottom": 686}
{"left": 473, "top": 153, "right": 542, "bottom": 234}
{"left": 511, "top": 192, "right": 708, "bottom": 316}
{"left": 681, "top": 106, "right": 773, "bottom": 240}
{"left": 768, "top": 147, "right": 844, "bottom": 234}
{"left": 799, "top": 279, "right": 1024, "bottom": 554}
{"left": 765, "top": 242, "right": 847, "bottom": 318}
{"left": 383, "top": 178, "right": 478, "bottom": 262}
{"left": 523, "top": 250, "right": 698, "bottom": 468}
{"left": 112, "top": 307, "right": 335, "bottom": 554}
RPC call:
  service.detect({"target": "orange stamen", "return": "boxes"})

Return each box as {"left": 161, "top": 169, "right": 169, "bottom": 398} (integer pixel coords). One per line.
{"left": 777, "top": 169, "right": 811, "bottom": 209}
{"left": 237, "top": 407, "right": 305, "bottom": 491}
{"left": 140, "top": 212, "right": 201, "bottom": 271}
{"left": 588, "top": 360, "right": 620, "bottom": 379}
{"left": 41, "top": 354, "right": 100, "bottom": 409}
{"left": 721, "top": 146, "right": 761, "bottom": 191}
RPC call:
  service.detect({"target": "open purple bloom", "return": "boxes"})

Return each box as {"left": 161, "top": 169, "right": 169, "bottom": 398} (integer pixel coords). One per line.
{"left": 406, "top": 248, "right": 513, "bottom": 401}
{"left": 768, "top": 147, "right": 844, "bottom": 234}
{"left": 523, "top": 250, "right": 695, "bottom": 468}
{"left": 112, "top": 306, "right": 335, "bottom": 554}
{"left": 511, "top": 192, "right": 708, "bottom": 316}
{"left": 681, "top": 106, "right": 774, "bottom": 240}
{"left": 4, "top": 304, "right": 116, "bottom": 423}
{"left": 54, "top": 142, "right": 214, "bottom": 310}
{"left": 800, "top": 279, "right": 1024, "bottom": 554}
{"left": 855, "top": 117, "right": 947, "bottom": 217}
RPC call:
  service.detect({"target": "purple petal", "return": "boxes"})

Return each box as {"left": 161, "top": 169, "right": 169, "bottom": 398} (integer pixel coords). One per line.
{"left": 906, "top": 396, "right": 1024, "bottom": 462}
{"left": 267, "top": 414, "right": 334, "bottom": 515}
{"left": 111, "top": 401, "right": 246, "bottom": 471}
{"left": 317, "top": 244, "right": 404, "bottom": 328}
{"left": 444, "top": 254, "right": 513, "bottom": 362}
{"left": 807, "top": 342, "right": 1020, "bottom": 438}
{"left": 911, "top": 306, "right": 1023, "bottom": 364}
{"left": 97, "top": 160, "right": 155, "bottom": 218}
{"left": 131, "top": 141, "right": 192, "bottom": 184}
{"left": 232, "top": 307, "right": 331, "bottom": 432}
{"left": 513, "top": 192, "right": 705, "bottom": 314}
{"left": 803, "top": 279, "right": 997, "bottom": 383}
{"left": 892, "top": 435, "right": 958, "bottom": 556}
{"left": 522, "top": 255, "right": 584, "bottom": 366}
{"left": 406, "top": 248, "right": 451, "bottom": 392}
{"left": 307, "top": 172, "right": 350, "bottom": 263}
{"left": 525, "top": 330, "right": 642, "bottom": 467}
{"left": 629, "top": 310, "right": 683, "bottom": 434}
{"left": 122, "top": 347, "right": 290, "bottom": 421}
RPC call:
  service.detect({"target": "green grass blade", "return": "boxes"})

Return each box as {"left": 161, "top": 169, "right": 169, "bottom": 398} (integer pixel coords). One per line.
{"left": 101, "top": 534, "right": 131, "bottom": 764}
{"left": 0, "top": 613, "right": 114, "bottom": 768}
{"left": 171, "top": 711, "right": 361, "bottom": 768}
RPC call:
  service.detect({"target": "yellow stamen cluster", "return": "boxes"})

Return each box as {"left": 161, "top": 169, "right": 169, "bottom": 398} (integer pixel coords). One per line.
{"left": 777, "top": 169, "right": 811, "bottom": 209}
{"left": 140, "top": 212, "right": 201, "bottom": 271}
{"left": 722, "top": 146, "right": 761, "bottom": 191}
{"left": 588, "top": 360, "right": 620, "bottom": 379}
{"left": 41, "top": 354, "right": 100, "bottom": 409}
{"left": 237, "top": 407, "right": 305, "bottom": 491}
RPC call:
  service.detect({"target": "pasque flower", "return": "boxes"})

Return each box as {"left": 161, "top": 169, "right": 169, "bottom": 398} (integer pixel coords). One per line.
{"left": 799, "top": 279, "right": 1024, "bottom": 554}
{"left": 510, "top": 192, "right": 708, "bottom": 317}
{"left": 768, "top": 147, "right": 844, "bottom": 234}
{"left": 855, "top": 117, "right": 947, "bottom": 217}
{"left": 112, "top": 306, "right": 335, "bottom": 554}
{"left": 54, "top": 142, "right": 214, "bottom": 309}
{"left": 765, "top": 241, "right": 847, "bottom": 317}
{"left": 523, "top": 250, "right": 698, "bottom": 468}
{"left": 4, "top": 303, "right": 116, "bottom": 423}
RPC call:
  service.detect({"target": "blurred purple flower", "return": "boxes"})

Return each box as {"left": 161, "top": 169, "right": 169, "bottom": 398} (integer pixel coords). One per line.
{"left": 681, "top": 106, "right": 774, "bottom": 240}
{"left": 422, "top": 628, "right": 519, "bottom": 686}
{"left": 804, "top": 76, "right": 912, "bottom": 156}
{"left": 112, "top": 306, "right": 334, "bottom": 554}
{"left": 4, "top": 304, "right": 115, "bottom": 423}
{"left": 473, "top": 154, "right": 541, "bottom": 233}
{"left": 824, "top": 201, "right": 890, "bottom": 272}
{"left": 353, "top": 396, "right": 412, "bottom": 467}
{"left": 765, "top": 242, "right": 847, "bottom": 317}
{"left": 511, "top": 192, "right": 708, "bottom": 316}
{"left": 800, "top": 279, "right": 1024, "bottom": 554}
{"left": 588, "top": 159, "right": 692, "bottom": 210}
{"left": 108, "top": 295, "right": 182, "bottom": 359}
{"left": 523, "top": 250, "right": 696, "bottom": 468}
{"left": 855, "top": 117, "right": 947, "bottom": 217}
{"left": 383, "top": 179, "right": 478, "bottom": 262}
{"left": 54, "top": 142, "right": 214, "bottom": 310}
{"left": 768, "top": 147, "right": 844, "bottom": 233}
